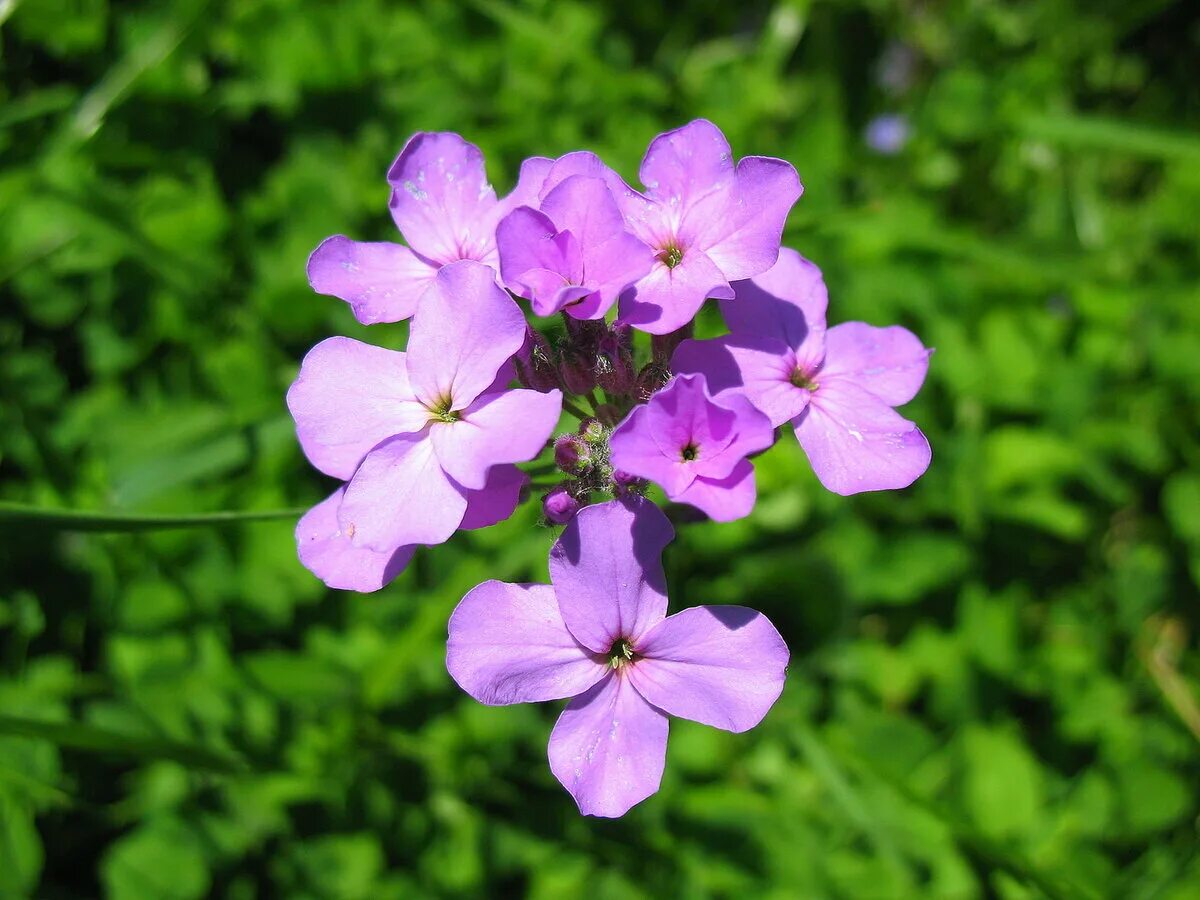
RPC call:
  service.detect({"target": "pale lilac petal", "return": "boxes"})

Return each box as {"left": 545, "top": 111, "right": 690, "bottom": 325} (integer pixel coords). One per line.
{"left": 618, "top": 249, "right": 734, "bottom": 335}
{"left": 628, "top": 605, "right": 788, "bottom": 733}
{"left": 338, "top": 434, "right": 467, "bottom": 551}
{"left": 407, "top": 260, "right": 527, "bottom": 410}
{"left": 608, "top": 403, "right": 695, "bottom": 496}
{"left": 821, "top": 322, "right": 931, "bottom": 406}
{"left": 548, "top": 673, "right": 668, "bottom": 818}
{"left": 794, "top": 381, "right": 931, "bottom": 495}
{"left": 496, "top": 207, "right": 581, "bottom": 314}
{"left": 296, "top": 488, "right": 414, "bottom": 592}
{"left": 429, "top": 388, "right": 563, "bottom": 490}
{"left": 491, "top": 155, "right": 554, "bottom": 222}
{"left": 447, "top": 581, "right": 608, "bottom": 705}
{"left": 710, "top": 392, "right": 777, "bottom": 473}
{"left": 387, "top": 132, "right": 497, "bottom": 264}
{"left": 549, "top": 497, "right": 674, "bottom": 653}
{"left": 687, "top": 156, "right": 802, "bottom": 282}
{"left": 459, "top": 465, "right": 528, "bottom": 530}
{"left": 306, "top": 236, "right": 437, "bottom": 325}
{"left": 286, "top": 337, "right": 428, "bottom": 480}
{"left": 638, "top": 119, "right": 735, "bottom": 215}
{"left": 672, "top": 458, "right": 757, "bottom": 522}
{"left": 672, "top": 335, "right": 810, "bottom": 428}
{"left": 723, "top": 248, "right": 828, "bottom": 373}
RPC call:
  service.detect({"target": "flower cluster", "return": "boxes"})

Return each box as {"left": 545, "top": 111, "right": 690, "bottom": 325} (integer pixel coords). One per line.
{"left": 288, "top": 120, "right": 931, "bottom": 814}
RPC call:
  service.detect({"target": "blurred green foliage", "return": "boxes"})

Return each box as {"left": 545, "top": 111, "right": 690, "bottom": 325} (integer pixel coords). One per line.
{"left": 2, "top": 0, "right": 1199, "bottom": 896}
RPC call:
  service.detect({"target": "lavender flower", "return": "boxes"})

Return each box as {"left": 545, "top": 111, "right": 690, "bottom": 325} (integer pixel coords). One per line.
{"left": 865, "top": 114, "right": 911, "bottom": 155}
{"left": 672, "top": 249, "right": 932, "bottom": 495}
{"left": 609, "top": 374, "right": 775, "bottom": 521}
{"left": 446, "top": 497, "right": 789, "bottom": 817}
{"left": 307, "top": 132, "right": 550, "bottom": 324}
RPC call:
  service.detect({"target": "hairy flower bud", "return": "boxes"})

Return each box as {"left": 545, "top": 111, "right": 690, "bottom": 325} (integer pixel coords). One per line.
{"left": 595, "top": 324, "right": 636, "bottom": 395}
{"left": 514, "top": 326, "right": 560, "bottom": 392}
{"left": 558, "top": 349, "right": 596, "bottom": 395}
{"left": 542, "top": 485, "right": 580, "bottom": 524}
{"left": 651, "top": 323, "right": 694, "bottom": 365}
{"left": 635, "top": 362, "right": 672, "bottom": 401}
{"left": 554, "top": 433, "right": 592, "bottom": 474}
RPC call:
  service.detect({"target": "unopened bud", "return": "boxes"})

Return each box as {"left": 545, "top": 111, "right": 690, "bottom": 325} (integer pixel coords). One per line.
{"left": 595, "top": 325, "right": 636, "bottom": 395}
{"left": 542, "top": 485, "right": 580, "bottom": 524}
{"left": 515, "top": 326, "right": 560, "bottom": 392}
{"left": 578, "top": 418, "right": 606, "bottom": 442}
{"left": 554, "top": 433, "right": 591, "bottom": 474}
{"left": 558, "top": 349, "right": 596, "bottom": 395}
{"left": 651, "top": 323, "right": 694, "bottom": 365}
{"left": 635, "top": 362, "right": 672, "bottom": 401}
{"left": 612, "top": 470, "right": 648, "bottom": 497}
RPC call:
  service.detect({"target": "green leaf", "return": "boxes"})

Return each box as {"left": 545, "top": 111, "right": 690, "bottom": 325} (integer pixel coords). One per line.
{"left": 0, "top": 501, "right": 304, "bottom": 532}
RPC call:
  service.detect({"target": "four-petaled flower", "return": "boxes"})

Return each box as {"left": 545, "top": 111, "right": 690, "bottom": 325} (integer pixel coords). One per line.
{"left": 497, "top": 174, "right": 655, "bottom": 319}
{"left": 672, "top": 248, "right": 932, "bottom": 495}
{"left": 288, "top": 259, "right": 562, "bottom": 562}
{"left": 609, "top": 373, "right": 775, "bottom": 521}
{"left": 446, "top": 497, "right": 789, "bottom": 817}
{"left": 307, "top": 132, "right": 550, "bottom": 324}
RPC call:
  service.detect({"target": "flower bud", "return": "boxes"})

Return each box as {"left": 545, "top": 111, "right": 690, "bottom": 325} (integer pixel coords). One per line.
{"left": 595, "top": 325, "right": 636, "bottom": 395}
{"left": 514, "top": 326, "right": 560, "bottom": 392}
{"left": 554, "top": 433, "right": 591, "bottom": 474}
{"left": 578, "top": 417, "right": 606, "bottom": 442}
{"left": 612, "top": 470, "right": 648, "bottom": 497}
{"left": 558, "top": 349, "right": 596, "bottom": 395}
{"left": 635, "top": 362, "right": 672, "bottom": 401}
{"left": 542, "top": 485, "right": 580, "bottom": 524}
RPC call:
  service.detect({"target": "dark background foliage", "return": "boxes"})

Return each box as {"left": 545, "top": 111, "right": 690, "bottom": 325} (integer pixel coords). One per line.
{"left": 2, "top": 0, "right": 1198, "bottom": 897}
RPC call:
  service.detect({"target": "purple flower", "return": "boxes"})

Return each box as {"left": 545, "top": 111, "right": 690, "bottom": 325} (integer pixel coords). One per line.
{"left": 528, "top": 121, "right": 802, "bottom": 334}
{"left": 497, "top": 175, "right": 655, "bottom": 319}
{"left": 865, "top": 114, "right": 911, "bottom": 155}
{"left": 672, "top": 249, "right": 932, "bottom": 495}
{"left": 287, "top": 259, "right": 563, "bottom": 558}
{"left": 296, "top": 465, "right": 526, "bottom": 592}
{"left": 446, "top": 497, "right": 789, "bottom": 817}
{"left": 307, "top": 132, "right": 551, "bottom": 324}
{"left": 608, "top": 374, "right": 775, "bottom": 522}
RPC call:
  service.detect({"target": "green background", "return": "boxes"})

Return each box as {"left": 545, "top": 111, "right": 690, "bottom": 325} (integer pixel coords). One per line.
{"left": 2, "top": 0, "right": 1199, "bottom": 897}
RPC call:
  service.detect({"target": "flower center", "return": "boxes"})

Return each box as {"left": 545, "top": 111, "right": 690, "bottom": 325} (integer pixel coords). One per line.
{"left": 789, "top": 368, "right": 819, "bottom": 391}
{"left": 608, "top": 638, "right": 635, "bottom": 669}
{"left": 658, "top": 244, "right": 683, "bottom": 269}
{"left": 680, "top": 442, "right": 699, "bottom": 462}
{"left": 428, "top": 396, "right": 460, "bottom": 424}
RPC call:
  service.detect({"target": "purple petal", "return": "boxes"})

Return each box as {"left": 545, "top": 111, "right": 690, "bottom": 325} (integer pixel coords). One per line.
{"left": 447, "top": 581, "right": 608, "bottom": 705}
{"left": 338, "top": 433, "right": 467, "bottom": 551}
{"left": 723, "top": 248, "right": 828, "bottom": 375}
{"left": 672, "top": 335, "right": 810, "bottom": 428}
{"left": 296, "top": 488, "right": 415, "bottom": 592}
{"left": 429, "top": 388, "right": 563, "bottom": 490}
{"left": 618, "top": 248, "right": 734, "bottom": 335}
{"left": 628, "top": 605, "right": 789, "bottom": 733}
{"left": 820, "top": 322, "right": 931, "bottom": 407}
{"left": 638, "top": 119, "right": 735, "bottom": 212}
{"left": 549, "top": 497, "right": 674, "bottom": 653}
{"left": 306, "top": 236, "right": 437, "bottom": 325}
{"left": 794, "top": 380, "right": 931, "bottom": 495}
{"left": 286, "top": 337, "right": 427, "bottom": 480}
{"left": 608, "top": 403, "right": 695, "bottom": 496}
{"left": 387, "top": 132, "right": 498, "bottom": 265}
{"left": 686, "top": 156, "right": 802, "bottom": 282}
{"left": 492, "top": 155, "right": 555, "bottom": 221}
{"left": 496, "top": 207, "right": 582, "bottom": 315}
{"left": 673, "top": 458, "right": 758, "bottom": 522}
{"left": 459, "top": 465, "right": 528, "bottom": 530}
{"left": 407, "top": 260, "right": 528, "bottom": 411}
{"left": 548, "top": 673, "right": 668, "bottom": 818}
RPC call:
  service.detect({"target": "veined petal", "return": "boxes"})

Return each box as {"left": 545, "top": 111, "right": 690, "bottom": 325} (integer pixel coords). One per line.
{"left": 548, "top": 673, "right": 669, "bottom": 818}
{"left": 338, "top": 433, "right": 467, "bottom": 551}
{"left": 672, "top": 335, "right": 810, "bottom": 428}
{"left": 306, "top": 236, "right": 437, "bottom": 325}
{"left": 407, "top": 260, "right": 528, "bottom": 410}
{"left": 628, "top": 605, "right": 788, "bottom": 733}
{"left": 619, "top": 248, "right": 733, "bottom": 335}
{"left": 722, "top": 248, "right": 828, "bottom": 372}
{"left": 430, "top": 388, "right": 563, "bottom": 490}
{"left": 458, "top": 464, "right": 528, "bottom": 530}
{"left": 296, "top": 488, "right": 415, "bottom": 593}
{"left": 286, "top": 337, "right": 427, "bottom": 480}
{"left": 387, "top": 132, "right": 498, "bottom": 264}
{"left": 821, "top": 322, "right": 931, "bottom": 407}
{"left": 496, "top": 207, "right": 581, "bottom": 313}
{"left": 794, "top": 380, "right": 931, "bottom": 495}
{"left": 549, "top": 497, "right": 674, "bottom": 653}
{"left": 672, "top": 458, "right": 758, "bottom": 522}
{"left": 638, "top": 119, "right": 735, "bottom": 221}
{"left": 447, "top": 582, "right": 608, "bottom": 705}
